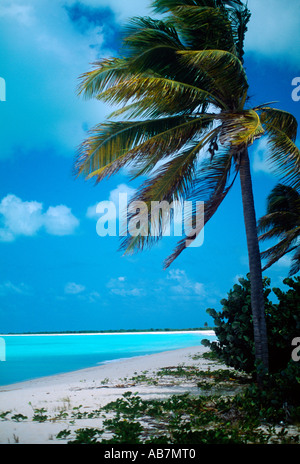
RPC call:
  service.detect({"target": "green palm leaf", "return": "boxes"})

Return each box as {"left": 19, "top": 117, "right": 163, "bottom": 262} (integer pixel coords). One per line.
{"left": 77, "top": 58, "right": 129, "bottom": 99}
{"left": 258, "top": 183, "right": 300, "bottom": 276}
{"left": 290, "top": 248, "right": 300, "bottom": 276}
{"left": 163, "top": 147, "right": 237, "bottom": 267}
{"left": 259, "top": 108, "right": 300, "bottom": 189}
{"left": 120, "top": 143, "right": 204, "bottom": 253}
{"left": 218, "top": 109, "right": 264, "bottom": 147}
{"left": 152, "top": 0, "right": 249, "bottom": 61}
{"left": 259, "top": 107, "right": 298, "bottom": 141}
{"left": 97, "top": 75, "right": 226, "bottom": 112}
{"left": 178, "top": 49, "right": 248, "bottom": 109}
{"left": 75, "top": 115, "right": 215, "bottom": 181}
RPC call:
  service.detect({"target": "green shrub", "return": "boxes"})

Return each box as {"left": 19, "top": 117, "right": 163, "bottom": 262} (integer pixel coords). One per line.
{"left": 203, "top": 276, "right": 300, "bottom": 424}
{"left": 203, "top": 275, "right": 300, "bottom": 376}
{"left": 233, "top": 360, "right": 300, "bottom": 424}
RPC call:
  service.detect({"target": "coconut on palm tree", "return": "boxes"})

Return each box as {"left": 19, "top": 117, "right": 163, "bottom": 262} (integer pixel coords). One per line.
{"left": 258, "top": 184, "right": 300, "bottom": 276}
{"left": 75, "top": 0, "right": 300, "bottom": 377}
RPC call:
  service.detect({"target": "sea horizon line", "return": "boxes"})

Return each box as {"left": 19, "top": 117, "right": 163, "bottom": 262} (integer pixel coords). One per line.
{"left": 0, "top": 328, "right": 215, "bottom": 337}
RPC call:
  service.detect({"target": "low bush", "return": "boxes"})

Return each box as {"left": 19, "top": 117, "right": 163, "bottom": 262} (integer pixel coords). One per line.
{"left": 203, "top": 275, "right": 300, "bottom": 422}
{"left": 203, "top": 275, "right": 300, "bottom": 375}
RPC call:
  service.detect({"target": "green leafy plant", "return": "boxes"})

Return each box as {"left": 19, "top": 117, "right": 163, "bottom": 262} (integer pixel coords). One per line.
{"left": 203, "top": 275, "right": 300, "bottom": 375}
{"left": 258, "top": 183, "right": 300, "bottom": 276}
{"left": 32, "top": 408, "right": 48, "bottom": 422}
{"left": 56, "top": 429, "right": 71, "bottom": 440}
{"left": 0, "top": 411, "right": 11, "bottom": 420}
{"left": 11, "top": 414, "right": 28, "bottom": 422}
{"left": 101, "top": 417, "right": 143, "bottom": 444}
{"left": 67, "top": 428, "right": 103, "bottom": 444}
{"left": 203, "top": 275, "right": 300, "bottom": 424}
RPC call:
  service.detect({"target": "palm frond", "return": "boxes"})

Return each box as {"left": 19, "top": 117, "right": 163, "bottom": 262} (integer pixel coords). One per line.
{"left": 129, "top": 120, "right": 218, "bottom": 179}
{"left": 163, "top": 146, "right": 238, "bottom": 267}
{"left": 178, "top": 49, "right": 248, "bottom": 109}
{"left": 259, "top": 107, "right": 298, "bottom": 141}
{"left": 168, "top": 6, "right": 235, "bottom": 52}
{"left": 119, "top": 143, "right": 203, "bottom": 253}
{"left": 152, "top": 0, "right": 250, "bottom": 61}
{"left": 77, "top": 58, "right": 130, "bottom": 99}
{"left": 261, "top": 229, "right": 300, "bottom": 271}
{"left": 152, "top": 0, "right": 243, "bottom": 12}
{"left": 218, "top": 109, "right": 264, "bottom": 147}
{"left": 77, "top": 18, "right": 184, "bottom": 99}
{"left": 259, "top": 108, "right": 300, "bottom": 189}
{"left": 258, "top": 182, "right": 300, "bottom": 274}
{"left": 289, "top": 248, "right": 300, "bottom": 276}
{"left": 75, "top": 115, "right": 216, "bottom": 181}
{"left": 119, "top": 127, "right": 223, "bottom": 253}
{"left": 122, "top": 16, "right": 183, "bottom": 52}
{"left": 258, "top": 212, "right": 299, "bottom": 236}
{"left": 227, "top": 3, "right": 251, "bottom": 62}
{"left": 265, "top": 133, "right": 300, "bottom": 190}
{"left": 120, "top": 16, "right": 188, "bottom": 80}
{"left": 98, "top": 75, "right": 226, "bottom": 115}
{"left": 258, "top": 223, "right": 297, "bottom": 242}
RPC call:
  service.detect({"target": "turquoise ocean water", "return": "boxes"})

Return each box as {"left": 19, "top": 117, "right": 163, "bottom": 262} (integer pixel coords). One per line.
{"left": 0, "top": 332, "right": 215, "bottom": 386}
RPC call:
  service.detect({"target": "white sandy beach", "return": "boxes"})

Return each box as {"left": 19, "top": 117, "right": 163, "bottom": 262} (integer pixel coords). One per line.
{"left": 0, "top": 343, "right": 223, "bottom": 444}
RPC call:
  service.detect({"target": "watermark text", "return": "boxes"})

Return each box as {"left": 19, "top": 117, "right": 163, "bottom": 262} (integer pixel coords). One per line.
{"left": 291, "top": 337, "right": 300, "bottom": 362}
{"left": 0, "top": 77, "right": 6, "bottom": 102}
{"left": 0, "top": 337, "right": 6, "bottom": 361}
{"left": 95, "top": 194, "right": 204, "bottom": 248}
{"left": 291, "top": 77, "right": 300, "bottom": 102}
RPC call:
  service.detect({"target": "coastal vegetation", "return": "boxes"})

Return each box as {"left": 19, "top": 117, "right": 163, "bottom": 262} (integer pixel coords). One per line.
{"left": 1, "top": 0, "right": 299, "bottom": 448}
{"left": 75, "top": 0, "right": 300, "bottom": 380}
{"left": 1, "top": 277, "right": 299, "bottom": 444}
{"left": 204, "top": 275, "right": 300, "bottom": 375}
{"left": 258, "top": 184, "right": 300, "bottom": 277}
{"left": 1, "top": 350, "right": 299, "bottom": 444}
{"left": 0, "top": 327, "right": 213, "bottom": 335}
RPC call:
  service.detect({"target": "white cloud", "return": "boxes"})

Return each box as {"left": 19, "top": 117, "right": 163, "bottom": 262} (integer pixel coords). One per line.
{"left": 246, "top": 0, "right": 300, "bottom": 64}
{"left": 274, "top": 255, "right": 292, "bottom": 269}
{"left": 0, "top": 4, "right": 35, "bottom": 26}
{"left": 43, "top": 205, "right": 79, "bottom": 236}
{"left": 111, "top": 287, "right": 143, "bottom": 297}
{"left": 63, "top": 0, "right": 151, "bottom": 22}
{"left": 64, "top": 282, "right": 86, "bottom": 294}
{"left": 63, "top": 283, "right": 102, "bottom": 303}
{"left": 107, "top": 276, "right": 145, "bottom": 297}
{"left": 233, "top": 274, "right": 244, "bottom": 285}
{"left": 252, "top": 138, "right": 273, "bottom": 174}
{"left": 0, "top": 194, "right": 79, "bottom": 241}
{"left": 1, "top": 0, "right": 297, "bottom": 164}
{"left": 86, "top": 200, "right": 113, "bottom": 220}
{"left": 0, "top": 0, "right": 109, "bottom": 159}
{"left": 0, "top": 194, "right": 43, "bottom": 239}
{"left": 167, "top": 269, "right": 205, "bottom": 297}
{"left": 86, "top": 183, "right": 136, "bottom": 220}
{"left": 0, "top": 280, "right": 31, "bottom": 296}
{"left": 109, "top": 183, "right": 136, "bottom": 206}
{"left": 87, "top": 290, "right": 101, "bottom": 302}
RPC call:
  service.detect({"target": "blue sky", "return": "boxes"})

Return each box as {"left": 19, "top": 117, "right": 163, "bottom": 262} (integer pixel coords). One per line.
{"left": 0, "top": 0, "right": 299, "bottom": 333}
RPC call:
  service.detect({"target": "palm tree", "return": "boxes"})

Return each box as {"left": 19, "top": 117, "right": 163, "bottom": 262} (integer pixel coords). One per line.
{"left": 75, "top": 0, "right": 300, "bottom": 377}
{"left": 258, "top": 184, "right": 300, "bottom": 276}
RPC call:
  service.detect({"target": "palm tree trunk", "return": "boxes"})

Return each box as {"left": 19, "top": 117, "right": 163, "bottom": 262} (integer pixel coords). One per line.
{"left": 239, "top": 147, "right": 269, "bottom": 379}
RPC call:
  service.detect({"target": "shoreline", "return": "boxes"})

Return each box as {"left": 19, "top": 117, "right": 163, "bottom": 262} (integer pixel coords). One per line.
{"left": 0, "top": 330, "right": 215, "bottom": 337}
{"left": 0, "top": 345, "right": 222, "bottom": 444}
{"left": 0, "top": 345, "right": 207, "bottom": 390}
{"left": 0, "top": 335, "right": 216, "bottom": 390}
{"left": 0, "top": 331, "right": 216, "bottom": 389}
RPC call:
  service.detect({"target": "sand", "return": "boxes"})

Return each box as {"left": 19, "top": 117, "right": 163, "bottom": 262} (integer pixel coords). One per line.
{"left": 0, "top": 343, "right": 223, "bottom": 444}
